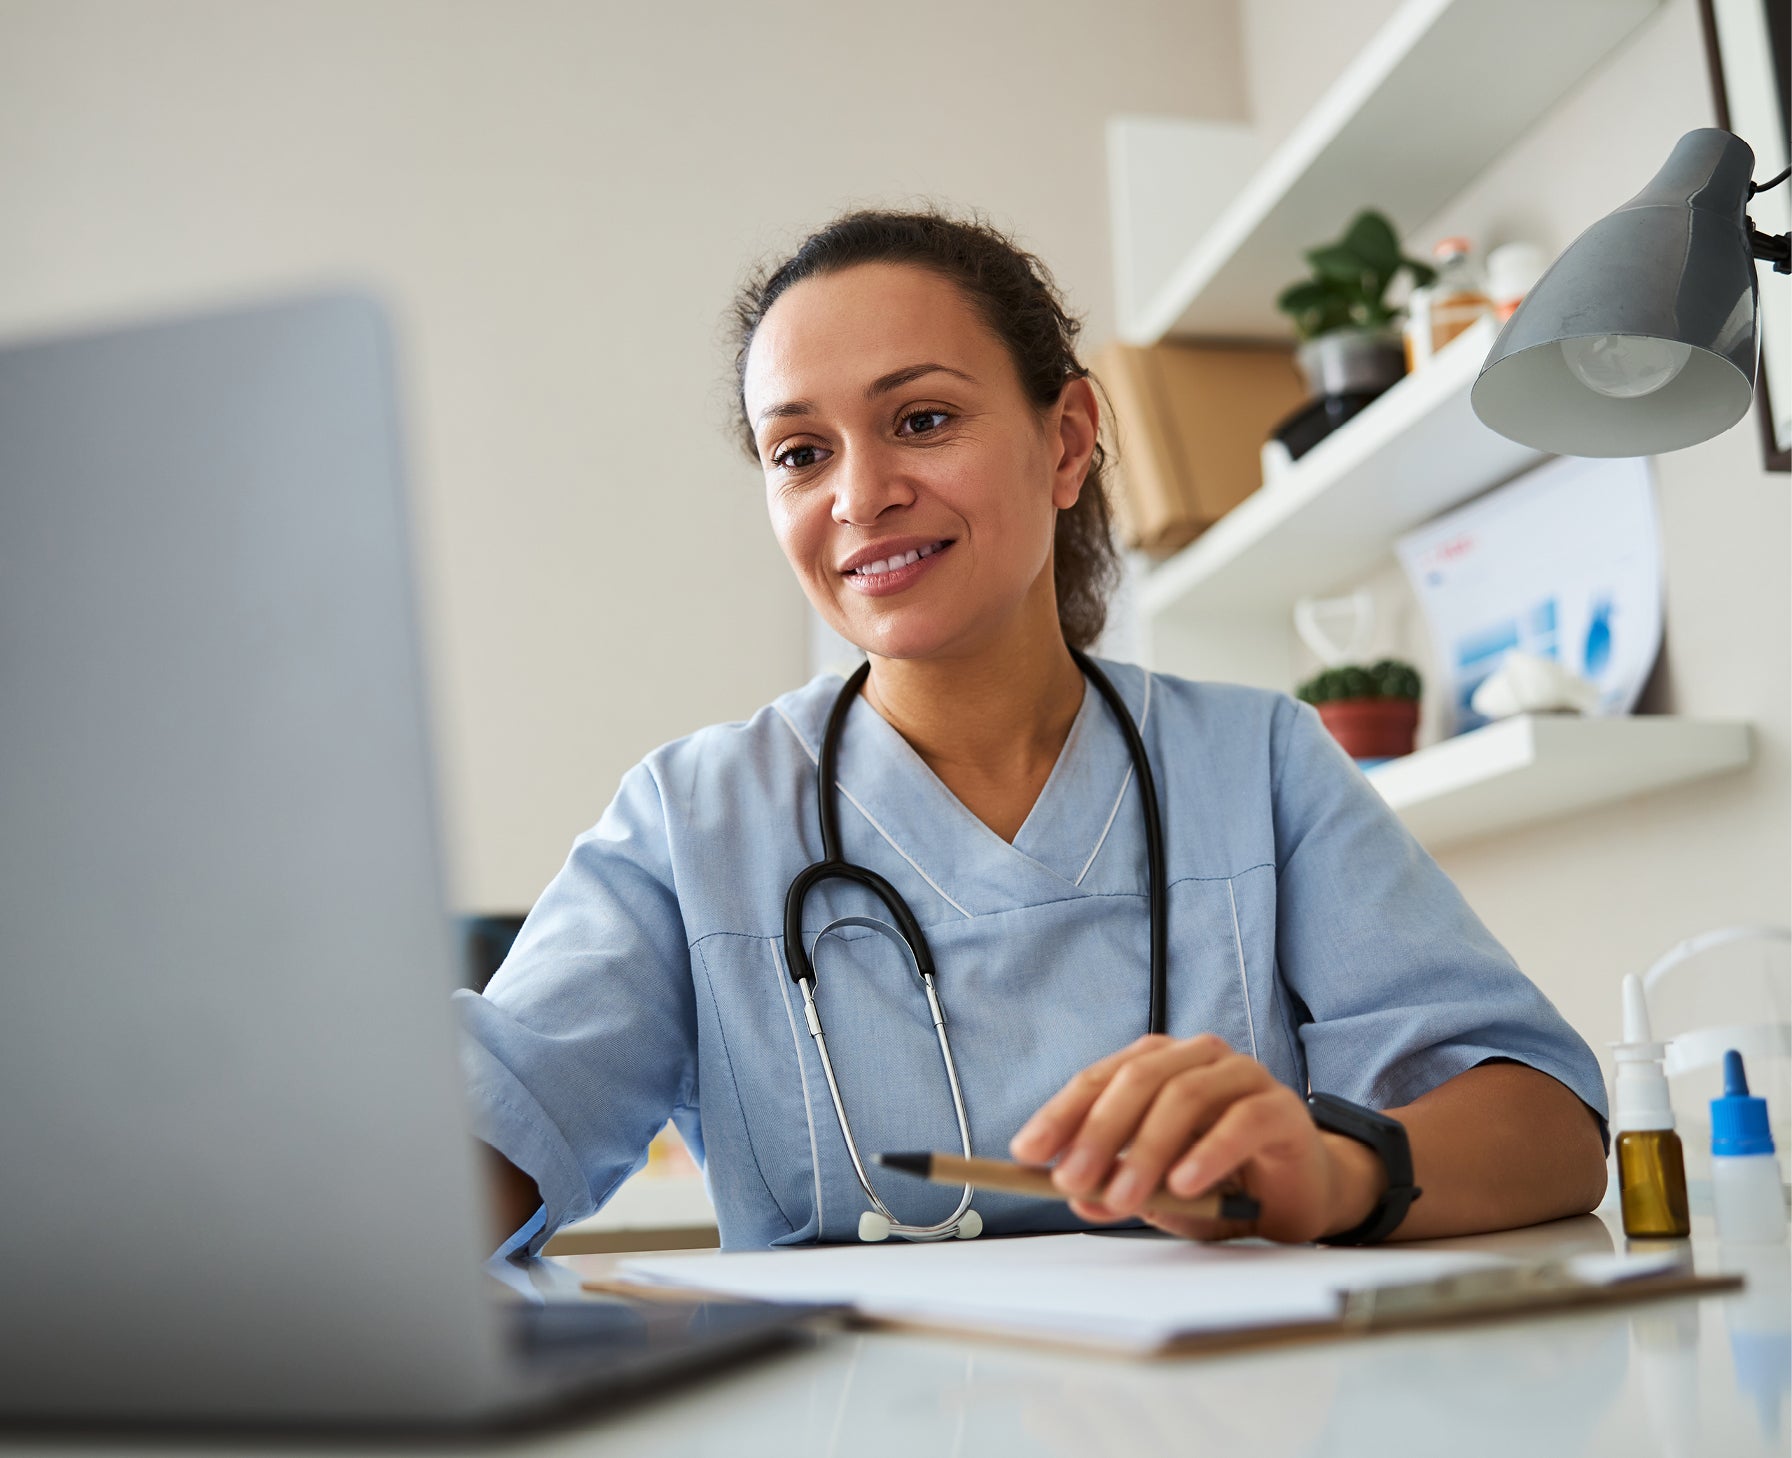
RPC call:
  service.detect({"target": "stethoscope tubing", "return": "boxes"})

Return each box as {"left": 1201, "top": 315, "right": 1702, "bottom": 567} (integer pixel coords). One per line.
{"left": 799, "top": 942, "right": 976, "bottom": 1240}
{"left": 783, "top": 649, "right": 1167, "bottom": 1240}
{"left": 1067, "top": 648, "right": 1168, "bottom": 1036}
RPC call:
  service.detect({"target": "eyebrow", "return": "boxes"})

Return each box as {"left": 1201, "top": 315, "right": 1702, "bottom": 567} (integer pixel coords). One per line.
{"left": 753, "top": 362, "right": 977, "bottom": 430}
{"left": 867, "top": 362, "right": 976, "bottom": 398}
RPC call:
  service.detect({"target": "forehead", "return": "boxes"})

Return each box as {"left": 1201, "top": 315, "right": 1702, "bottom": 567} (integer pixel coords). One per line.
{"left": 743, "top": 263, "right": 1008, "bottom": 416}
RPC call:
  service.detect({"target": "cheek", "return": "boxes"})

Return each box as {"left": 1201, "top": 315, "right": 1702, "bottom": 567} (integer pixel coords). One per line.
{"left": 765, "top": 487, "right": 825, "bottom": 576}
{"left": 939, "top": 438, "right": 1057, "bottom": 552}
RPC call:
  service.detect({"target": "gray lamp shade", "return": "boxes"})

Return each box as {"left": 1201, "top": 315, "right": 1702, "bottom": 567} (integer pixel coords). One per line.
{"left": 1471, "top": 129, "right": 1760, "bottom": 457}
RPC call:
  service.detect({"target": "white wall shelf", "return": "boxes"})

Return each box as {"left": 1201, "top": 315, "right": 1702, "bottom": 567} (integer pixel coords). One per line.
{"left": 1368, "top": 715, "right": 1753, "bottom": 849}
{"left": 1138, "top": 316, "right": 1541, "bottom": 628}
{"left": 1119, "top": 0, "right": 1664, "bottom": 344}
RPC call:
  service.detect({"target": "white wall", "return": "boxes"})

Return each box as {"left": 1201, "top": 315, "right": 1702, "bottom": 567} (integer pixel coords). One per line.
{"left": 0, "top": 0, "right": 1246, "bottom": 910}
{"left": 1264, "top": 0, "right": 1791, "bottom": 1106}
{"left": 4, "top": 0, "right": 1782, "bottom": 1102}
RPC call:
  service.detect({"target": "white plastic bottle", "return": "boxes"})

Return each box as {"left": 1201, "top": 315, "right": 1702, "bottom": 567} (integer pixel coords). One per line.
{"left": 1710, "top": 1049, "right": 1789, "bottom": 1244}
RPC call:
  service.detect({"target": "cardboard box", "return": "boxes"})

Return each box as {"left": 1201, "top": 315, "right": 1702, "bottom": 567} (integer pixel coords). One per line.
{"left": 1092, "top": 340, "right": 1306, "bottom": 556}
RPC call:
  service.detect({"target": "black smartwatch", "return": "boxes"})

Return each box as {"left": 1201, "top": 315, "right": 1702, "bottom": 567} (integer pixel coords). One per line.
{"left": 1307, "top": 1092, "right": 1422, "bottom": 1245}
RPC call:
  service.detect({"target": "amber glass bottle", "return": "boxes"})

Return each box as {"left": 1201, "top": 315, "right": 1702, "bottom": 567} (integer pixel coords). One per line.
{"left": 1616, "top": 1127, "right": 1691, "bottom": 1238}
{"left": 1612, "top": 974, "right": 1691, "bottom": 1240}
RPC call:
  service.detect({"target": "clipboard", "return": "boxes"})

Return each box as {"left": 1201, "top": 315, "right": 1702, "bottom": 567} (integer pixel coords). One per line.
{"left": 590, "top": 1235, "right": 1741, "bottom": 1359}
{"left": 1149, "top": 1258, "right": 1737, "bottom": 1359}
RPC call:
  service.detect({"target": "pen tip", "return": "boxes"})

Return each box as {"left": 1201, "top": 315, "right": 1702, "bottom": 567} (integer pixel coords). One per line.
{"left": 874, "top": 1152, "right": 932, "bottom": 1177}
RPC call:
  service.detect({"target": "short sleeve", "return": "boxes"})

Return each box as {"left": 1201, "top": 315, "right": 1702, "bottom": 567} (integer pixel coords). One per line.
{"left": 1270, "top": 697, "right": 1608, "bottom": 1146}
{"left": 452, "top": 762, "right": 698, "bottom": 1256}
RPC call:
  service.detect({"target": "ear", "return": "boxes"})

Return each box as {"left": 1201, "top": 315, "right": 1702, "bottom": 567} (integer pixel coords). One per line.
{"left": 1048, "top": 376, "right": 1100, "bottom": 512}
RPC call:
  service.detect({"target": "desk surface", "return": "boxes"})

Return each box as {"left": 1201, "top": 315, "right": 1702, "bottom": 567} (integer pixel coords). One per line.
{"left": 7, "top": 1211, "right": 1785, "bottom": 1457}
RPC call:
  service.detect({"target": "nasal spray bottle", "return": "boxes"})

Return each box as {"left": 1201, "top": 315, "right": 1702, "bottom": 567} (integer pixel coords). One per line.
{"left": 1612, "top": 973, "right": 1691, "bottom": 1239}
{"left": 1711, "top": 1049, "right": 1788, "bottom": 1244}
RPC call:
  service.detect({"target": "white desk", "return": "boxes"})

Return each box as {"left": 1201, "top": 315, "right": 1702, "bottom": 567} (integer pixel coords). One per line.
{"left": 7, "top": 1211, "right": 1784, "bottom": 1457}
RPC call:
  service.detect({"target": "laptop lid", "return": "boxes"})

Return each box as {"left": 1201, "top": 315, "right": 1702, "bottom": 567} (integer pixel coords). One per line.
{"left": 0, "top": 294, "right": 512, "bottom": 1423}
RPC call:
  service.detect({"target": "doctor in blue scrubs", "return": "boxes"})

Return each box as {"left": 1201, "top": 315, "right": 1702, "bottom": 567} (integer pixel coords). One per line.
{"left": 460, "top": 209, "right": 1610, "bottom": 1257}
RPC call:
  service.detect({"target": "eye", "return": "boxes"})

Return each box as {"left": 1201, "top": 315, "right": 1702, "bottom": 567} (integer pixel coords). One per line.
{"left": 898, "top": 409, "right": 951, "bottom": 437}
{"left": 770, "top": 442, "right": 827, "bottom": 471}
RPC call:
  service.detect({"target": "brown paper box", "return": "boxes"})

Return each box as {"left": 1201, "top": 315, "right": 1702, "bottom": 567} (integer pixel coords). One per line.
{"left": 1093, "top": 340, "right": 1306, "bottom": 556}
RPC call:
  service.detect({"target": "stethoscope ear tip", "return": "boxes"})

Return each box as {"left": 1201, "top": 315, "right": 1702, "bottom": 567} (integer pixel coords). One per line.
{"left": 955, "top": 1209, "right": 983, "bottom": 1240}
{"left": 858, "top": 1210, "right": 893, "bottom": 1242}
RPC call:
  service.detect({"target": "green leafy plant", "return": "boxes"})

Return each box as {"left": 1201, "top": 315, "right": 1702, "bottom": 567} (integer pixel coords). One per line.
{"left": 1275, "top": 210, "right": 1437, "bottom": 342}
{"left": 1296, "top": 659, "right": 1422, "bottom": 705}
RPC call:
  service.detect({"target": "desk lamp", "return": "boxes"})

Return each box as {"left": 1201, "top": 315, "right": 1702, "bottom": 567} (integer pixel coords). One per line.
{"left": 1471, "top": 128, "right": 1789, "bottom": 456}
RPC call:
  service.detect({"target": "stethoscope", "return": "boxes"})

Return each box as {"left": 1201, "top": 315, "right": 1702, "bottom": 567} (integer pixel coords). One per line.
{"left": 783, "top": 647, "right": 1167, "bottom": 1242}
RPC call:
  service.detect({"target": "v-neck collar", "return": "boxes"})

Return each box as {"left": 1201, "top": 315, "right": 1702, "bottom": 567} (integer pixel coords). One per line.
{"left": 795, "top": 661, "right": 1146, "bottom": 918}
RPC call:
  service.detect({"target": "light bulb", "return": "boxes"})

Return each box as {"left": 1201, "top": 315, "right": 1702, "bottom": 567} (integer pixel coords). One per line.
{"left": 1561, "top": 335, "right": 1693, "bottom": 399}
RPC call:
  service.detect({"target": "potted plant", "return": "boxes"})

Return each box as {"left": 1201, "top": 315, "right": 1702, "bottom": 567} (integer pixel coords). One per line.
{"left": 1276, "top": 210, "right": 1436, "bottom": 400}
{"left": 1296, "top": 659, "right": 1422, "bottom": 761}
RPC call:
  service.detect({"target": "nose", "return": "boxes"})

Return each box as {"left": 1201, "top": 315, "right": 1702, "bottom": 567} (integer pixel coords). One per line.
{"left": 831, "top": 442, "right": 916, "bottom": 527}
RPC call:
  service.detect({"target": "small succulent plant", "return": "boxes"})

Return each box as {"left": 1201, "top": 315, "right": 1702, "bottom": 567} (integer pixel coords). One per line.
{"left": 1296, "top": 659, "right": 1422, "bottom": 705}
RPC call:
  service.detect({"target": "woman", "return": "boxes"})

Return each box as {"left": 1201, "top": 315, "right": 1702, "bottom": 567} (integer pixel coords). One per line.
{"left": 463, "top": 209, "right": 1609, "bottom": 1255}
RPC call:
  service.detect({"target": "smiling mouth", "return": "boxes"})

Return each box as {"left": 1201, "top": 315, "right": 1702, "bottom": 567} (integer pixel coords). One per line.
{"left": 845, "top": 540, "right": 951, "bottom": 579}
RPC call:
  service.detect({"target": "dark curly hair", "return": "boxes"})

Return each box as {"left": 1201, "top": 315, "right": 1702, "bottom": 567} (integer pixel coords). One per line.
{"left": 727, "top": 208, "right": 1119, "bottom": 652}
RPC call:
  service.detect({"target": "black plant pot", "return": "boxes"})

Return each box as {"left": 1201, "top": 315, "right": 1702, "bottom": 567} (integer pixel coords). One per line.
{"left": 1270, "top": 391, "right": 1381, "bottom": 462}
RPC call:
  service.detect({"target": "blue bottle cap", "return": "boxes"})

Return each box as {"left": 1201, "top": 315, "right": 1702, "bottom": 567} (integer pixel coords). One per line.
{"left": 1711, "top": 1049, "right": 1776, "bottom": 1158}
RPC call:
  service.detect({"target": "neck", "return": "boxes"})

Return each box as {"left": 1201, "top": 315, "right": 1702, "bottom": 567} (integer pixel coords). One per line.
{"left": 863, "top": 620, "right": 1086, "bottom": 787}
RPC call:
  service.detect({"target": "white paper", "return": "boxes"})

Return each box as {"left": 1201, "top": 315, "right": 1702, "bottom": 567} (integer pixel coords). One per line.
{"left": 1396, "top": 456, "right": 1663, "bottom": 736}
{"left": 619, "top": 1234, "right": 1523, "bottom": 1353}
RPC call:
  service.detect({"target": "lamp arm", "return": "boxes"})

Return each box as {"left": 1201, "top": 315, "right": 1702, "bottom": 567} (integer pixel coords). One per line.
{"left": 1748, "top": 224, "right": 1790, "bottom": 274}
{"left": 1748, "top": 165, "right": 1790, "bottom": 197}
{"left": 1744, "top": 164, "right": 1791, "bottom": 273}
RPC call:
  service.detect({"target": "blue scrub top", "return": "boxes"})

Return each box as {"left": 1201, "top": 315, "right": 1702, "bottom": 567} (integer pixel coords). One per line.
{"left": 455, "top": 662, "right": 1608, "bottom": 1254}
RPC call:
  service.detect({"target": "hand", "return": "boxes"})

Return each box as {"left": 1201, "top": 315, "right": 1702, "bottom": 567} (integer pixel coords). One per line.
{"left": 1009, "top": 1034, "right": 1386, "bottom": 1243}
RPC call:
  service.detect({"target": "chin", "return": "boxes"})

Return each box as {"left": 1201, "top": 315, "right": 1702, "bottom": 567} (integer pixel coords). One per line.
{"left": 839, "top": 609, "right": 966, "bottom": 663}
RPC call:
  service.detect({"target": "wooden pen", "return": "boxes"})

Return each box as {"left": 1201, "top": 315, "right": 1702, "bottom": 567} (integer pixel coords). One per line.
{"left": 874, "top": 1151, "right": 1260, "bottom": 1224}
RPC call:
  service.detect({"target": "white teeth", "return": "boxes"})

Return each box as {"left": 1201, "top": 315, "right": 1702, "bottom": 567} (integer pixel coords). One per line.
{"left": 851, "top": 542, "right": 946, "bottom": 576}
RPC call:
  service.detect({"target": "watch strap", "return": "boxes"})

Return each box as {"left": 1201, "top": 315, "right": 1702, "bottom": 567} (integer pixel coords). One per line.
{"left": 1307, "top": 1092, "right": 1422, "bottom": 1246}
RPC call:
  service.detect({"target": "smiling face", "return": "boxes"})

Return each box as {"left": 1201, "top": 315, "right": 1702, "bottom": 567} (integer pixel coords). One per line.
{"left": 743, "top": 262, "right": 1095, "bottom": 664}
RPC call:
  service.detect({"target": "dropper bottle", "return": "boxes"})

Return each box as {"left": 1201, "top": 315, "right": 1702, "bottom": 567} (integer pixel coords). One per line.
{"left": 1612, "top": 973, "right": 1691, "bottom": 1238}
{"left": 1711, "top": 1049, "right": 1788, "bottom": 1244}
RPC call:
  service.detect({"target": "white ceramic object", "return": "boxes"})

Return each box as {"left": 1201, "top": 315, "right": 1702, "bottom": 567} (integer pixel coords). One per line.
{"left": 1470, "top": 650, "right": 1600, "bottom": 719}
{"left": 1260, "top": 436, "right": 1294, "bottom": 484}
{"left": 1293, "top": 590, "right": 1375, "bottom": 668}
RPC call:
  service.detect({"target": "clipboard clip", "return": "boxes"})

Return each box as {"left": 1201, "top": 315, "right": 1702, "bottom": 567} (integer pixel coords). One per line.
{"left": 1339, "top": 1260, "right": 1585, "bottom": 1330}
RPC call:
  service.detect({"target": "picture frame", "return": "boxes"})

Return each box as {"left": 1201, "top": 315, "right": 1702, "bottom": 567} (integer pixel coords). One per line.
{"left": 1698, "top": 0, "right": 1791, "bottom": 472}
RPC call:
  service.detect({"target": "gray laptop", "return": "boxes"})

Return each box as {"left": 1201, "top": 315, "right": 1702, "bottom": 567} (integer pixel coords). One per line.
{"left": 0, "top": 294, "right": 816, "bottom": 1429}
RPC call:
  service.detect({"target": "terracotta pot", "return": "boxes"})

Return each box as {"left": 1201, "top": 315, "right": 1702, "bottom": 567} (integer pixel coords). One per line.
{"left": 1314, "top": 697, "right": 1419, "bottom": 760}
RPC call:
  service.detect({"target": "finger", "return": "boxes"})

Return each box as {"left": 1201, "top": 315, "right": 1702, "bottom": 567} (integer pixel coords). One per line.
{"left": 1051, "top": 1034, "right": 1232, "bottom": 1197}
{"left": 1098, "top": 1056, "right": 1268, "bottom": 1216}
{"left": 1166, "top": 1086, "right": 1304, "bottom": 1198}
{"left": 1066, "top": 1195, "right": 1128, "bottom": 1225}
{"left": 1139, "top": 1208, "right": 1257, "bottom": 1242}
{"left": 1009, "top": 1033, "right": 1174, "bottom": 1161}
